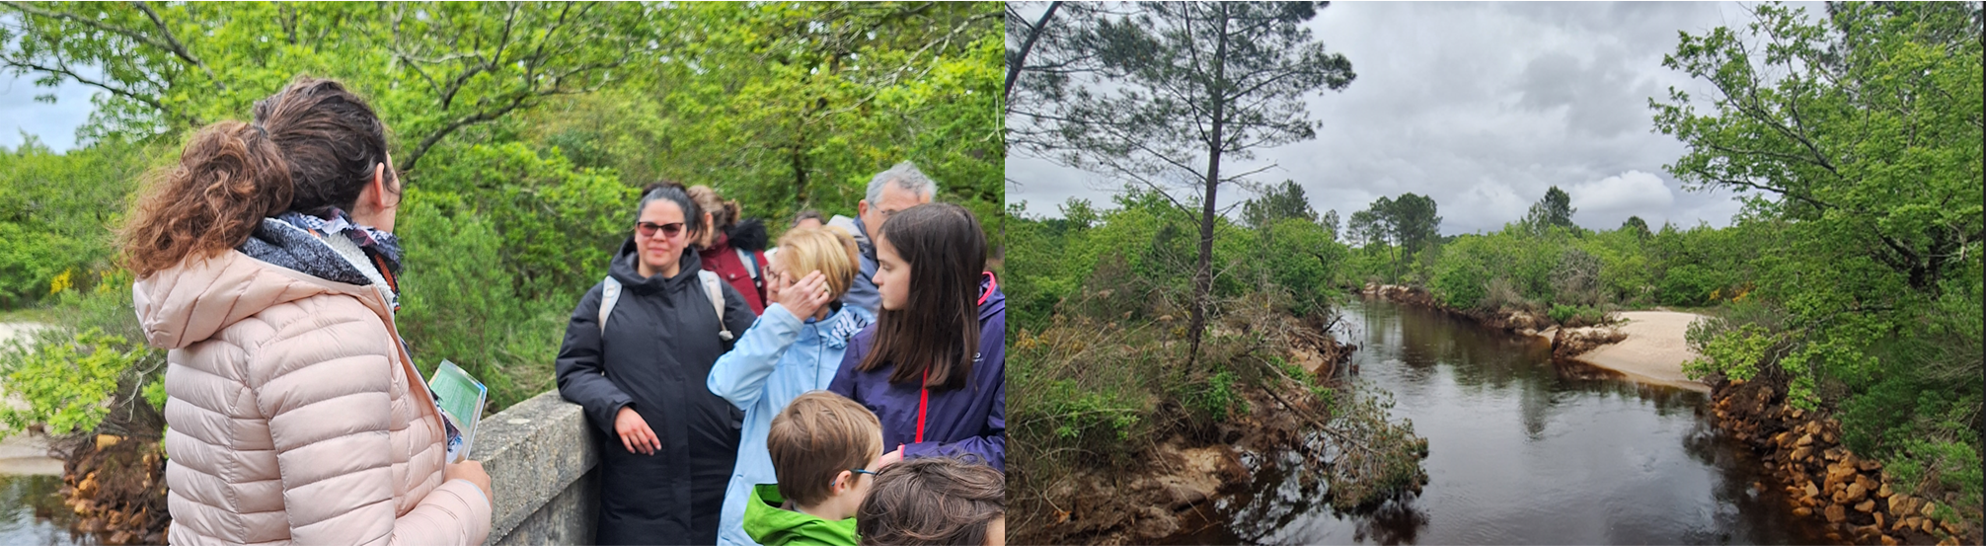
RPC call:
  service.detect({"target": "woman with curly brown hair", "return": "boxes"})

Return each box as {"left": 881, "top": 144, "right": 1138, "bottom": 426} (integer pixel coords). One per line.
{"left": 126, "top": 76, "right": 492, "bottom": 545}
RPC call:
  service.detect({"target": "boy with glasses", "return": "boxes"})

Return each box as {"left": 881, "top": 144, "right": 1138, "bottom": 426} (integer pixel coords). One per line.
{"left": 744, "top": 391, "right": 884, "bottom": 546}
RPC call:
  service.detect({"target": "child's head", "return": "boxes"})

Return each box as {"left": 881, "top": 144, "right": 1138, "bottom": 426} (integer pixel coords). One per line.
{"left": 770, "top": 227, "right": 862, "bottom": 303}
{"left": 767, "top": 391, "right": 885, "bottom": 519}
{"left": 859, "top": 202, "right": 987, "bottom": 389}
{"left": 855, "top": 457, "right": 1005, "bottom": 546}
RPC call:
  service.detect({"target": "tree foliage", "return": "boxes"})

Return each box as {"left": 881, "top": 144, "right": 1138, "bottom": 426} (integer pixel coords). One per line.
{"left": 1519, "top": 185, "right": 1577, "bottom": 235}
{"left": 0, "top": 2, "right": 1003, "bottom": 420}
{"left": 1242, "top": 179, "right": 1317, "bottom": 230}
{"left": 1653, "top": 3, "right": 1983, "bottom": 512}
{"left": 1010, "top": 1, "right": 1355, "bottom": 364}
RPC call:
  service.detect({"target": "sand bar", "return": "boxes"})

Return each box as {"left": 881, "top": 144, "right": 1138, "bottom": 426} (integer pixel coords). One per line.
{"left": 1571, "top": 311, "right": 1712, "bottom": 393}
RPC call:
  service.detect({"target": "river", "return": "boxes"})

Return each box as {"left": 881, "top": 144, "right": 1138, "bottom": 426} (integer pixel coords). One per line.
{"left": 1169, "top": 298, "right": 1833, "bottom": 545}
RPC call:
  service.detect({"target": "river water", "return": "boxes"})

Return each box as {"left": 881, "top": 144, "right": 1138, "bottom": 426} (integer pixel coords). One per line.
{"left": 1172, "top": 298, "right": 1833, "bottom": 545}
{"left": 0, "top": 474, "right": 87, "bottom": 545}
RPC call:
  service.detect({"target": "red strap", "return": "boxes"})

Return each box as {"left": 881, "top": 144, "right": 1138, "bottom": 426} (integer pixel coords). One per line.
{"left": 977, "top": 271, "right": 997, "bottom": 305}
{"left": 916, "top": 369, "right": 929, "bottom": 444}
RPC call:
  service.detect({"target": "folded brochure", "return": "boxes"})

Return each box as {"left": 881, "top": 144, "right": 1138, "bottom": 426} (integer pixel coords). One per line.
{"left": 429, "top": 360, "right": 487, "bottom": 463}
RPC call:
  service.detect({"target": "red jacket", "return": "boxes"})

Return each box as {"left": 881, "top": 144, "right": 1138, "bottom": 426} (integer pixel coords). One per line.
{"left": 700, "top": 232, "right": 768, "bottom": 315}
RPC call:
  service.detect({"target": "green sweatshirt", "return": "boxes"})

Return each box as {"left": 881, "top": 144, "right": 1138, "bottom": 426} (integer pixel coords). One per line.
{"left": 743, "top": 484, "right": 860, "bottom": 546}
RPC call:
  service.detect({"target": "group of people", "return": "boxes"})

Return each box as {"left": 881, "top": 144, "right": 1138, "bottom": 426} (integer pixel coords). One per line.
{"left": 129, "top": 75, "right": 1003, "bottom": 546}
{"left": 556, "top": 165, "right": 1007, "bottom": 546}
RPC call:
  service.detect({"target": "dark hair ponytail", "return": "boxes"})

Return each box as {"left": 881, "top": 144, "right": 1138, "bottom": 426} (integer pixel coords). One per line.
{"left": 120, "top": 76, "right": 392, "bottom": 278}
{"left": 857, "top": 203, "right": 987, "bottom": 389}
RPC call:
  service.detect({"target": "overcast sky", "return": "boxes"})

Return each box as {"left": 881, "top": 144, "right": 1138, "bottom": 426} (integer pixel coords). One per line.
{"left": 1008, "top": 1, "right": 1803, "bottom": 235}
{"left": 1, "top": 70, "right": 95, "bottom": 152}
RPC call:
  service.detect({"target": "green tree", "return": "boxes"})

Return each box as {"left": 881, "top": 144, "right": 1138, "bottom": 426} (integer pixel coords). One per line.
{"left": 1655, "top": 2, "right": 1983, "bottom": 512}
{"left": 1520, "top": 185, "right": 1577, "bottom": 234}
{"left": 0, "top": 1, "right": 650, "bottom": 172}
{"left": 1346, "top": 193, "right": 1439, "bottom": 283}
{"left": 1651, "top": 2, "right": 1982, "bottom": 294}
{"left": 1242, "top": 179, "right": 1317, "bottom": 230}
{"left": 1622, "top": 215, "right": 1651, "bottom": 239}
{"left": 1012, "top": 2, "right": 1355, "bottom": 364}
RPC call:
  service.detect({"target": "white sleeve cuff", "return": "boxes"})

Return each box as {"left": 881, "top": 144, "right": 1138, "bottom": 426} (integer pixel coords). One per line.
{"left": 448, "top": 478, "right": 491, "bottom": 509}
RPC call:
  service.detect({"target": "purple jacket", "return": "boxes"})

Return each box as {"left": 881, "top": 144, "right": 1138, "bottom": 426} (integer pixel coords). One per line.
{"left": 829, "top": 273, "right": 1005, "bottom": 471}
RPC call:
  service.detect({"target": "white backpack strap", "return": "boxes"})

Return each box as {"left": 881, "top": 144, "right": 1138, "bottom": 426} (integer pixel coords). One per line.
{"left": 598, "top": 276, "right": 622, "bottom": 335}
{"left": 736, "top": 247, "right": 759, "bottom": 280}
{"left": 698, "top": 270, "right": 734, "bottom": 341}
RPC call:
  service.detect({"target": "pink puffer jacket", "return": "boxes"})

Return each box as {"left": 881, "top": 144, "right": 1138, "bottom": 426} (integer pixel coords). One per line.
{"left": 135, "top": 250, "right": 492, "bottom": 545}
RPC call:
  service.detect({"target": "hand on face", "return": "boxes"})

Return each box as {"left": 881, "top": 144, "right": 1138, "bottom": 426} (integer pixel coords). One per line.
{"left": 775, "top": 270, "right": 833, "bottom": 319}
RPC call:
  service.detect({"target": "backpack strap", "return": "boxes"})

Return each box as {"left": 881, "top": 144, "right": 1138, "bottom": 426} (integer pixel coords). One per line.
{"left": 598, "top": 276, "right": 622, "bottom": 334}
{"left": 736, "top": 247, "right": 765, "bottom": 301}
{"left": 698, "top": 270, "right": 734, "bottom": 341}
{"left": 736, "top": 247, "right": 760, "bottom": 280}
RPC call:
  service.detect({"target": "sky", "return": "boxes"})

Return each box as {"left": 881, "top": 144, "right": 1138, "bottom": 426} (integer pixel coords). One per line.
{"left": 1007, "top": 1, "right": 1806, "bottom": 235}
{"left": 0, "top": 69, "right": 96, "bottom": 153}
{"left": 10, "top": 1, "right": 1797, "bottom": 235}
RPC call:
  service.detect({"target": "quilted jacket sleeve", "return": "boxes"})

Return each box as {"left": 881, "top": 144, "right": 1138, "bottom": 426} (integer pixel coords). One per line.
{"left": 250, "top": 307, "right": 491, "bottom": 545}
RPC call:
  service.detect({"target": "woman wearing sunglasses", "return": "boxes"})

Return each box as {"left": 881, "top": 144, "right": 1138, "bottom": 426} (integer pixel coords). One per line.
{"left": 556, "top": 182, "right": 757, "bottom": 545}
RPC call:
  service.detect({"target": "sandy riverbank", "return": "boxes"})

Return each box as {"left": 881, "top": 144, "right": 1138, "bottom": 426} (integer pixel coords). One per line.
{"left": 1555, "top": 311, "right": 1711, "bottom": 393}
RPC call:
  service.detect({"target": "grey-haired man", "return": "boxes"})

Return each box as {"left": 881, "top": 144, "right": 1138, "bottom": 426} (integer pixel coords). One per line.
{"left": 827, "top": 161, "right": 936, "bottom": 314}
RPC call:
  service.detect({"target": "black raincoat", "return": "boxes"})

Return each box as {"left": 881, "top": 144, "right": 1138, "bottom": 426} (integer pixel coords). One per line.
{"left": 556, "top": 238, "right": 756, "bottom": 545}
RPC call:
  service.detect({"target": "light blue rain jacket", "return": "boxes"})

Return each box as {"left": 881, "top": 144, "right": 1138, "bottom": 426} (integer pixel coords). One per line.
{"left": 707, "top": 302, "right": 874, "bottom": 546}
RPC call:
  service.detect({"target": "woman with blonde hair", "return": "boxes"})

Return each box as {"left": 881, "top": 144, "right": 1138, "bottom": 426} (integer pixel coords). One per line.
{"left": 707, "top": 227, "right": 877, "bottom": 546}
{"left": 128, "top": 76, "right": 492, "bottom": 544}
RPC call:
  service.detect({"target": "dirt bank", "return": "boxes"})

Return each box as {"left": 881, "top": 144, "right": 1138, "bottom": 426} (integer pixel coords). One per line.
{"left": 1016, "top": 333, "right": 1355, "bottom": 545}
{"left": 1711, "top": 377, "right": 1978, "bottom": 546}
{"left": 61, "top": 435, "right": 167, "bottom": 545}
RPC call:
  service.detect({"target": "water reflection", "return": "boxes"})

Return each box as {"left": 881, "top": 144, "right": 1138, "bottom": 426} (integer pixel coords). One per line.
{"left": 1184, "top": 299, "right": 1832, "bottom": 545}
{"left": 0, "top": 474, "right": 89, "bottom": 545}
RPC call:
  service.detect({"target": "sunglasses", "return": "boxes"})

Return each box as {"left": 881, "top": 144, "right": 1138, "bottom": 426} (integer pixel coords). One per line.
{"left": 635, "top": 221, "right": 687, "bottom": 239}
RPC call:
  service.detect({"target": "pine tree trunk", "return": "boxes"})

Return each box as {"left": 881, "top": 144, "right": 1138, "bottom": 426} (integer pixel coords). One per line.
{"left": 1187, "top": 5, "right": 1229, "bottom": 369}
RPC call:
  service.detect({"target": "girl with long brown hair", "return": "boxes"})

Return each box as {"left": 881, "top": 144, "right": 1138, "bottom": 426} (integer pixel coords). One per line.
{"left": 126, "top": 76, "right": 492, "bottom": 544}
{"left": 827, "top": 203, "right": 1005, "bottom": 471}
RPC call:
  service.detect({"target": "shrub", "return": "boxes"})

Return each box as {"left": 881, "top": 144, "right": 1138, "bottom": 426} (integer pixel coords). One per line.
{"left": 0, "top": 328, "right": 159, "bottom": 438}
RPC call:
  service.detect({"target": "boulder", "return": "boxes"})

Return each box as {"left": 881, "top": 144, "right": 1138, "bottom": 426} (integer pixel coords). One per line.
{"left": 1797, "top": 434, "right": 1815, "bottom": 447}
{"left": 1891, "top": 495, "right": 1916, "bottom": 518}
{"left": 1877, "top": 483, "right": 1893, "bottom": 499}
{"left": 1794, "top": 507, "right": 1814, "bottom": 517}
{"left": 1920, "top": 501, "right": 1939, "bottom": 518}
{"left": 1791, "top": 446, "right": 1813, "bottom": 462}
{"left": 1856, "top": 499, "right": 1875, "bottom": 513}
{"left": 1825, "top": 504, "right": 1847, "bottom": 523}
{"left": 1880, "top": 533, "right": 1898, "bottom": 546}
{"left": 1855, "top": 474, "right": 1878, "bottom": 494}
{"left": 1858, "top": 459, "right": 1883, "bottom": 472}
{"left": 1846, "top": 482, "right": 1868, "bottom": 502}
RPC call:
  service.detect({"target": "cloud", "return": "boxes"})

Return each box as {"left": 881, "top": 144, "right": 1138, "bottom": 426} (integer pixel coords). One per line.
{"left": 1008, "top": 1, "right": 1775, "bottom": 235}
{"left": 1567, "top": 170, "right": 1675, "bottom": 229}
